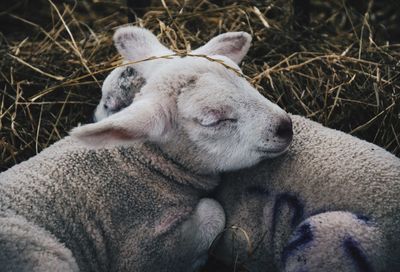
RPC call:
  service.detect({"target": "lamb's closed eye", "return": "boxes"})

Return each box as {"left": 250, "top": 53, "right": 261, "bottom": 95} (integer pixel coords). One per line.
{"left": 198, "top": 118, "right": 238, "bottom": 127}
{"left": 194, "top": 107, "right": 238, "bottom": 127}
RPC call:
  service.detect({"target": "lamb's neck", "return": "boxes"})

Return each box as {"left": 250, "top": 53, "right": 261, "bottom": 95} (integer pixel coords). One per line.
{"left": 120, "top": 143, "right": 220, "bottom": 192}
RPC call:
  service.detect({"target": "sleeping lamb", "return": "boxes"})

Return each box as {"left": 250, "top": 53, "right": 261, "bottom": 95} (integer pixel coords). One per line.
{"left": 0, "top": 26, "right": 293, "bottom": 272}
{"left": 214, "top": 115, "right": 400, "bottom": 272}
{"left": 96, "top": 29, "right": 400, "bottom": 271}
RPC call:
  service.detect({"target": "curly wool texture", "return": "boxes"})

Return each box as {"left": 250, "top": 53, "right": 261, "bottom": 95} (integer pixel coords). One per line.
{"left": 0, "top": 137, "right": 218, "bottom": 272}
{"left": 215, "top": 114, "right": 400, "bottom": 271}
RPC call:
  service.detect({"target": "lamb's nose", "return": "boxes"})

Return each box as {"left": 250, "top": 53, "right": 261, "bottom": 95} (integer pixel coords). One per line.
{"left": 276, "top": 116, "right": 293, "bottom": 141}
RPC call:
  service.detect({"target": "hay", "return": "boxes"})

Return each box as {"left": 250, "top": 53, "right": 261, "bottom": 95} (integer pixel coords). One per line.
{"left": 0, "top": 1, "right": 399, "bottom": 171}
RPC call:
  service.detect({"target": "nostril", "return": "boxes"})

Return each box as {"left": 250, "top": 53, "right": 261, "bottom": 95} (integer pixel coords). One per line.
{"left": 276, "top": 117, "right": 293, "bottom": 140}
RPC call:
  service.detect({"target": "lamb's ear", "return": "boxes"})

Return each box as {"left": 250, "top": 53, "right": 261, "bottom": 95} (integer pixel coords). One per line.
{"left": 113, "top": 26, "right": 172, "bottom": 61}
{"left": 192, "top": 32, "right": 252, "bottom": 64}
{"left": 70, "top": 96, "right": 172, "bottom": 147}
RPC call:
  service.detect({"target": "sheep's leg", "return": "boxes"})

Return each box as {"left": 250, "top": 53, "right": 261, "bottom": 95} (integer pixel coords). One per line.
{"left": 180, "top": 198, "right": 226, "bottom": 272}
{"left": 0, "top": 212, "right": 79, "bottom": 272}
{"left": 281, "top": 211, "right": 385, "bottom": 272}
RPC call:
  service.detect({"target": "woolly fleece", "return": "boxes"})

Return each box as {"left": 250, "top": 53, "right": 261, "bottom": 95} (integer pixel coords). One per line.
{"left": 0, "top": 137, "right": 222, "bottom": 272}
{"left": 214, "top": 114, "right": 400, "bottom": 271}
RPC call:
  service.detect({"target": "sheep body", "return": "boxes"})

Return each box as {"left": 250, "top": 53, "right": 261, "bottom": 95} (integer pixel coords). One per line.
{"left": 215, "top": 114, "right": 400, "bottom": 271}
{"left": 0, "top": 209, "right": 79, "bottom": 272}
{"left": 0, "top": 137, "right": 222, "bottom": 271}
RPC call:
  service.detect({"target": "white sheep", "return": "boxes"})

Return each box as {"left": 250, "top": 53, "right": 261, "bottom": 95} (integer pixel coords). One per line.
{"left": 0, "top": 26, "right": 293, "bottom": 272}
{"left": 214, "top": 114, "right": 400, "bottom": 272}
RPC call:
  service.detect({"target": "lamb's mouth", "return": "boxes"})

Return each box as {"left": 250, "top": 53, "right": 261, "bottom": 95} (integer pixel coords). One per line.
{"left": 255, "top": 145, "right": 290, "bottom": 157}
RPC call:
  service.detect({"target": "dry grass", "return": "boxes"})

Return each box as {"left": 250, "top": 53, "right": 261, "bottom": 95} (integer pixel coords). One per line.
{"left": 0, "top": 1, "right": 399, "bottom": 170}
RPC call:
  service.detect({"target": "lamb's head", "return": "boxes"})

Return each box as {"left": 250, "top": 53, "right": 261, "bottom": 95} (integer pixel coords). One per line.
{"left": 71, "top": 26, "right": 293, "bottom": 174}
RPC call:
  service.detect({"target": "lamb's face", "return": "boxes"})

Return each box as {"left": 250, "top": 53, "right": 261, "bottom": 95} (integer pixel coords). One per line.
{"left": 71, "top": 26, "right": 292, "bottom": 174}
{"left": 158, "top": 57, "right": 292, "bottom": 172}
{"left": 94, "top": 66, "right": 145, "bottom": 122}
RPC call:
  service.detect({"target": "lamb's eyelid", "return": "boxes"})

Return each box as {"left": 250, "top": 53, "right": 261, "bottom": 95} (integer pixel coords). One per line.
{"left": 200, "top": 118, "right": 238, "bottom": 127}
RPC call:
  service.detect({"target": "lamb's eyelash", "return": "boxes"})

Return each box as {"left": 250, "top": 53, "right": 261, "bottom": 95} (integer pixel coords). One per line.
{"left": 201, "top": 118, "right": 238, "bottom": 127}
